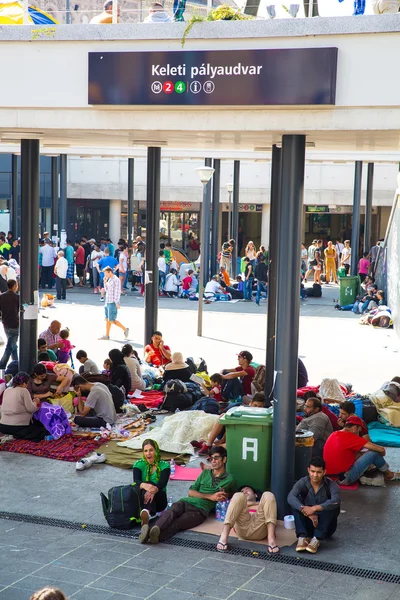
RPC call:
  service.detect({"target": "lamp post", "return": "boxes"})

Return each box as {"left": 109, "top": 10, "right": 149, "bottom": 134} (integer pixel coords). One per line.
{"left": 226, "top": 182, "right": 233, "bottom": 241}
{"left": 196, "top": 165, "right": 215, "bottom": 337}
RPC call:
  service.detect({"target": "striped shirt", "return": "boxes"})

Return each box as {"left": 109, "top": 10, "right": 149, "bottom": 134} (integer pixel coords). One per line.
{"left": 104, "top": 274, "right": 121, "bottom": 305}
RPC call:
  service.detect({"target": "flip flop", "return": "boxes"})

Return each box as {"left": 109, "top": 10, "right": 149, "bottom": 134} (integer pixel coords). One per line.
{"left": 216, "top": 541, "right": 228, "bottom": 553}
{"left": 267, "top": 545, "right": 280, "bottom": 554}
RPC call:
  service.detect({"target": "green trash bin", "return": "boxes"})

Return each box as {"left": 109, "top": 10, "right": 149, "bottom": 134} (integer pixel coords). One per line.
{"left": 339, "top": 275, "right": 360, "bottom": 306}
{"left": 337, "top": 266, "right": 346, "bottom": 278}
{"left": 220, "top": 406, "right": 273, "bottom": 491}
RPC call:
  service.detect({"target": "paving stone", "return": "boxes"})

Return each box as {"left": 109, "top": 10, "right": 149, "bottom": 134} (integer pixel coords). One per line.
{"left": 33, "top": 565, "right": 98, "bottom": 586}
{"left": 12, "top": 575, "right": 57, "bottom": 592}
{"left": 109, "top": 566, "right": 152, "bottom": 582}
{"left": 167, "top": 577, "right": 204, "bottom": 594}
{"left": 0, "top": 587, "right": 31, "bottom": 600}
{"left": 241, "top": 577, "right": 282, "bottom": 595}
{"left": 144, "top": 589, "right": 194, "bottom": 600}
{"left": 89, "top": 576, "right": 135, "bottom": 593}
{"left": 350, "top": 581, "right": 399, "bottom": 600}
{"left": 270, "top": 584, "right": 313, "bottom": 600}
{"left": 321, "top": 573, "right": 363, "bottom": 597}
{"left": 118, "top": 581, "right": 164, "bottom": 598}
{"left": 201, "top": 581, "right": 241, "bottom": 599}
{"left": 246, "top": 569, "right": 295, "bottom": 586}
{"left": 227, "top": 591, "right": 268, "bottom": 600}
{"left": 71, "top": 587, "right": 114, "bottom": 600}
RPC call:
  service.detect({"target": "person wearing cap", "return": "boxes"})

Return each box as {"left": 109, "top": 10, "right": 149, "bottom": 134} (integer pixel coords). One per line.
{"left": 99, "top": 266, "right": 129, "bottom": 341}
{"left": 337, "top": 401, "right": 370, "bottom": 441}
{"left": 163, "top": 352, "right": 192, "bottom": 384}
{"left": 288, "top": 456, "right": 340, "bottom": 555}
{"left": 142, "top": 2, "right": 172, "bottom": 23}
{"left": 296, "top": 397, "right": 333, "bottom": 457}
{"left": 217, "top": 485, "right": 279, "bottom": 554}
{"left": 323, "top": 416, "right": 400, "bottom": 486}
{"left": 220, "top": 351, "right": 255, "bottom": 401}
{"left": 140, "top": 446, "right": 236, "bottom": 545}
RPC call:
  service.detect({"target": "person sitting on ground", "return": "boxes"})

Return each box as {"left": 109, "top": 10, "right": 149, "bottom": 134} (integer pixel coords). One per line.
{"left": 337, "top": 400, "right": 370, "bottom": 440}
{"left": 298, "top": 357, "right": 309, "bottom": 388}
{"left": 199, "top": 373, "right": 223, "bottom": 403}
{"left": 39, "top": 320, "right": 63, "bottom": 353}
{"left": 38, "top": 338, "right": 57, "bottom": 362}
{"left": 0, "top": 372, "right": 47, "bottom": 441}
{"left": 181, "top": 269, "right": 195, "bottom": 298}
{"left": 220, "top": 350, "right": 255, "bottom": 401}
{"left": 28, "top": 363, "right": 71, "bottom": 401}
{"left": 108, "top": 349, "right": 131, "bottom": 397}
{"left": 162, "top": 352, "right": 192, "bottom": 384}
{"left": 122, "top": 343, "right": 146, "bottom": 391}
{"left": 204, "top": 275, "right": 227, "bottom": 301}
{"left": 142, "top": 2, "right": 172, "bottom": 22}
{"left": 103, "top": 358, "right": 112, "bottom": 376}
{"left": 30, "top": 587, "right": 67, "bottom": 600}
{"left": 219, "top": 265, "right": 230, "bottom": 287}
{"left": 72, "top": 376, "right": 117, "bottom": 428}
{"left": 217, "top": 485, "right": 279, "bottom": 554}
{"left": 197, "top": 392, "right": 265, "bottom": 455}
{"left": 288, "top": 457, "right": 340, "bottom": 555}
{"left": 224, "top": 275, "right": 244, "bottom": 300}
{"left": 323, "top": 415, "right": 400, "bottom": 485}
{"left": 144, "top": 330, "right": 171, "bottom": 367}
{"left": 134, "top": 439, "right": 171, "bottom": 536}
{"left": 164, "top": 268, "right": 180, "bottom": 297}
{"left": 297, "top": 397, "right": 333, "bottom": 457}
{"left": 76, "top": 349, "right": 100, "bottom": 375}
{"left": 141, "top": 446, "right": 236, "bottom": 544}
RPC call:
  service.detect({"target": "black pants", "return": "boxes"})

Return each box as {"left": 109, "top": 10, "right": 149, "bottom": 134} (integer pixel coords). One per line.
{"left": 74, "top": 415, "right": 107, "bottom": 428}
{"left": 0, "top": 421, "right": 47, "bottom": 442}
{"left": 292, "top": 507, "right": 340, "bottom": 540}
{"left": 56, "top": 276, "right": 67, "bottom": 300}
{"left": 41, "top": 265, "right": 54, "bottom": 289}
{"left": 138, "top": 488, "right": 167, "bottom": 516}
{"left": 156, "top": 500, "right": 207, "bottom": 541}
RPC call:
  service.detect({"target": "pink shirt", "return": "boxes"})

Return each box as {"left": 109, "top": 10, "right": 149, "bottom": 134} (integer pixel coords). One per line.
{"left": 358, "top": 258, "right": 370, "bottom": 275}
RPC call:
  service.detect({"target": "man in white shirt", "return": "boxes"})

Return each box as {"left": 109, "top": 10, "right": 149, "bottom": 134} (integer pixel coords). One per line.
{"left": 204, "top": 276, "right": 226, "bottom": 301}
{"left": 54, "top": 250, "right": 69, "bottom": 300}
{"left": 340, "top": 240, "right": 351, "bottom": 275}
{"left": 40, "top": 240, "right": 56, "bottom": 289}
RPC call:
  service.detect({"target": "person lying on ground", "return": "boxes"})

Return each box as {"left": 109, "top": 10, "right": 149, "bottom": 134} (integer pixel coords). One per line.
{"left": 72, "top": 375, "right": 117, "bottom": 428}
{"left": 380, "top": 377, "right": 400, "bottom": 403}
{"left": 335, "top": 285, "right": 378, "bottom": 312}
{"left": 323, "top": 416, "right": 400, "bottom": 485}
{"left": 296, "top": 397, "right": 333, "bottom": 457}
{"left": 217, "top": 485, "right": 279, "bottom": 554}
{"left": 196, "top": 392, "right": 266, "bottom": 455}
{"left": 38, "top": 338, "right": 57, "bottom": 362}
{"left": 162, "top": 352, "right": 192, "bottom": 384}
{"left": 144, "top": 330, "right": 171, "bottom": 367}
{"left": 220, "top": 350, "right": 255, "bottom": 401}
{"left": 140, "top": 446, "right": 236, "bottom": 544}
{"left": 288, "top": 457, "right": 340, "bottom": 555}
{"left": 76, "top": 349, "right": 100, "bottom": 375}
{"left": 0, "top": 371, "right": 47, "bottom": 442}
{"left": 135, "top": 439, "right": 170, "bottom": 533}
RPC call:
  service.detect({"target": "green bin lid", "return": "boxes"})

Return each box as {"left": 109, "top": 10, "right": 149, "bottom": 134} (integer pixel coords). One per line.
{"left": 220, "top": 405, "right": 273, "bottom": 425}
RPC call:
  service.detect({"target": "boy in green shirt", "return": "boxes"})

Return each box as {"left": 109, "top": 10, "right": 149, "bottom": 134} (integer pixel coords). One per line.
{"left": 145, "top": 446, "right": 236, "bottom": 544}
{"left": 38, "top": 338, "right": 58, "bottom": 362}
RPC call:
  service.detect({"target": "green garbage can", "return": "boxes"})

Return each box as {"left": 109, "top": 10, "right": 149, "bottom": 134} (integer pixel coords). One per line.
{"left": 337, "top": 266, "right": 346, "bottom": 278}
{"left": 339, "top": 275, "right": 360, "bottom": 306}
{"left": 220, "top": 406, "right": 273, "bottom": 491}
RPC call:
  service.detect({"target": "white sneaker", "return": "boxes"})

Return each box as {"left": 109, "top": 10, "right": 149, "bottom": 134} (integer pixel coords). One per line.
{"left": 75, "top": 458, "right": 92, "bottom": 471}
{"left": 88, "top": 451, "right": 106, "bottom": 464}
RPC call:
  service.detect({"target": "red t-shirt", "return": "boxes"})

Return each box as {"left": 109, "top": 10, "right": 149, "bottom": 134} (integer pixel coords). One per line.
{"left": 75, "top": 246, "right": 85, "bottom": 265}
{"left": 235, "top": 365, "right": 255, "bottom": 395}
{"left": 182, "top": 276, "right": 192, "bottom": 291}
{"left": 323, "top": 430, "right": 367, "bottom": 475}
{"left": 144, "top": 343, "right": 171, "bottom": 367}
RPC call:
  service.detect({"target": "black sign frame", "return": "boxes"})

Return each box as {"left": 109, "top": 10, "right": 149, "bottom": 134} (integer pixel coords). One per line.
{"left": 88, "top": 48, "right": 338, "bottom": 107}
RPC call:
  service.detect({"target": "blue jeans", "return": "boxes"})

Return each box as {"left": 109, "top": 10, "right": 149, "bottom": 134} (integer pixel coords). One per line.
{"left": 0, "top": 327, "right": 19, "bottom": 369}
{"left": 342, "top": 451, "right": 388, "bottom": 485}
{"left": 256, "top": 282, "right": 268, "bottom": 305}
{"left": 340, "top": 303, "right": 355, "bottom": 311}
{"left": 244, "top": 278, "right": 254, "bottom": 300}
{"left": 159, "top": 272, "right": 166, "bottom": 292}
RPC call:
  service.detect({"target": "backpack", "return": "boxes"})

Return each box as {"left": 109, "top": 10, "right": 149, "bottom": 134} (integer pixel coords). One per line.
{"left": 100, "top": 484, "right": 142, "bottom": 529}
{"left": 305, "top": 284, "right": 322, "bottom": 298}
{"left": 164, "top": 379, "right": 187, "bottom": 395}
{"left": 190, "top": 397, "right": 220, "bottom": 414}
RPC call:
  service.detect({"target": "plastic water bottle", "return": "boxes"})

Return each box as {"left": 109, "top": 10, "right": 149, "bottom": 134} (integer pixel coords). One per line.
{"left": 170, "top": 459, "right": 176, "bottom": 478}
{"left": 220, "top": 501, "right": 226, "bottom": 521}
{"left": 215, "top": 501, "right": 221, "bottom": 521}
{"left": 168, "top": 496, "right": 173, "bottom": 508}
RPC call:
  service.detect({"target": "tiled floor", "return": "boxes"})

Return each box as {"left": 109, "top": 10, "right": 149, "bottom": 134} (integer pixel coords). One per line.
{"left": 0, "top": 520, "right": 397, "bottom": 600}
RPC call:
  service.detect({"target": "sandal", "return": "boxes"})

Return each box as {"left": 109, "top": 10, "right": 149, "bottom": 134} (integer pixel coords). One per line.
{"left": 267, "top": 545, "right": 280, "bottom": 554}
{"left": 216, "top": 541, "right": 228, "bottom": 553}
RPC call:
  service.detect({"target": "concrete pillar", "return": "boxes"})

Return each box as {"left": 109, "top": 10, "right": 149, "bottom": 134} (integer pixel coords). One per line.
{"left": 261, "top": 204, "right": 270, "bottom": 247}
{"left": 109, "top": 199, "right": 121, "bottom": 245}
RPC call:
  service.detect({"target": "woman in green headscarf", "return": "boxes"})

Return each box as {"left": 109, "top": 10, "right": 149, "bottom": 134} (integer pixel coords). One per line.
{"left": 133, "top": 439, "right": 171, "bottom": 537}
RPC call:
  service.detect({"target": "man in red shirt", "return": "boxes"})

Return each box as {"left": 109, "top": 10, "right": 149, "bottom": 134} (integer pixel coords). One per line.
{"left": 323, "top": 416, "right": 400, "bottom": 485}
{"left": 220, "top": 351, "right": 255, "bottom": 401}
{"left": 74, "top": 240, "right": 85, "bottom": 287}
{"left": 144, "top": 331, "right": 171, "bottom": 368}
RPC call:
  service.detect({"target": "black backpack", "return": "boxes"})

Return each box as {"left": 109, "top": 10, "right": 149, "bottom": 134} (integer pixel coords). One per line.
{"left": 100, "top": 484, "right": 141, "bottom": 529}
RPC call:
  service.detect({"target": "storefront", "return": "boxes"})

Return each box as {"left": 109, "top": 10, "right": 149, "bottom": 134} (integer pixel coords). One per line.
{"left": 304, "top": 205, "right": 379, "bottom": 247}
{"left": 221, "top": 202, "right": 262, "bottom": 252}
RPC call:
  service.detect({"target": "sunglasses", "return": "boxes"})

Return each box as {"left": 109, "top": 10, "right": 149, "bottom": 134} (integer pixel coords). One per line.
{"left": 208, "top": 455, "right": 223, "bottom": 462}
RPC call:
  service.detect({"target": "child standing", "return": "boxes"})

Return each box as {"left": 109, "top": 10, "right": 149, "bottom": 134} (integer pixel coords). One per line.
{"left": 163, "top": 242, "right": 173, "bottom": 273}
{"left": 58, "top": 328, "right": 74, "bottom": 364}
{"left": 358, "top": 252, "right": 370, "bottom": 283}
{"left": 158, "top": 250, "right": 167, "bottom": 294}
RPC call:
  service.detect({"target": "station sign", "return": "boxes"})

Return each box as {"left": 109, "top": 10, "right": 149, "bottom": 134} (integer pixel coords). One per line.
{"left": 88, "top": 48, "right": 337, "bottom": 106}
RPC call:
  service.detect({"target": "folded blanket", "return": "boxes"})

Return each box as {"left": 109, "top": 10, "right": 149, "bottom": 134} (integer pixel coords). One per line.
{"left": 118, "top": 410, "right": 219, "bottom": 455}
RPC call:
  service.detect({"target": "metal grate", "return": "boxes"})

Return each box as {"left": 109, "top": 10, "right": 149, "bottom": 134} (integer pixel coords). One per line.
{"left": 1, "top": 511, "right": 400, "bottom": 584}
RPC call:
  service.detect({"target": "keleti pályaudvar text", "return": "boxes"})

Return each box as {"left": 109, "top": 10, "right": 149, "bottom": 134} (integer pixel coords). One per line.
{"left": 151, "top": 63, "right": 263, "bottom": 79}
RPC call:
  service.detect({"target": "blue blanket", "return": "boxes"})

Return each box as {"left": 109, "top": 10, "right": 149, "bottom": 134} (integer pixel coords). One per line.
{"left": 368, "top": 421, "right": 400, "bottom": 447}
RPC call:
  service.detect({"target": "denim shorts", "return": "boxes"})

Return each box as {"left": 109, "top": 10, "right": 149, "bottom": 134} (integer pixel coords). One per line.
{"left": 105, "top": 302, "right": 118, "bottom": 322}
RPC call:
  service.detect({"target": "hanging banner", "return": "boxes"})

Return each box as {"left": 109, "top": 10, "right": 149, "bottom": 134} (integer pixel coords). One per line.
{"left": 88, "top": 48, "right": 338, "bottom": 107}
